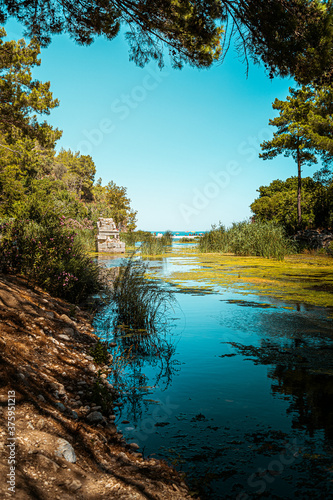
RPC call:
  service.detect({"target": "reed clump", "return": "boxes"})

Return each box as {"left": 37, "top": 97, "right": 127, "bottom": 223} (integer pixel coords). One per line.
{"left": 140, "top": 235, "right": 167, "bottom": 256}
{"left": 111, "top": 257, "right": 175, "bottom": 331}
{"left": 161, "top": 230, "right": 173, "bottom": 245}
{"left": 199, "top": 220, "right": 294, "bottom": 260}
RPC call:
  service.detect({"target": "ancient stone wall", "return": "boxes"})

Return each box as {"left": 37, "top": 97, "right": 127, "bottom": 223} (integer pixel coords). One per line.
{"left": 96, "top": 218, "right": 125, "bottom": 253}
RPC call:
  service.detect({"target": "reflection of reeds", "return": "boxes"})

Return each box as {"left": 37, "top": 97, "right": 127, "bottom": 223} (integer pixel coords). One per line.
{"left": 112, "top": 257, "right": 175, "bottom": 331}
{"left": 199, "top": 221, "right": 295, "bottom": 260}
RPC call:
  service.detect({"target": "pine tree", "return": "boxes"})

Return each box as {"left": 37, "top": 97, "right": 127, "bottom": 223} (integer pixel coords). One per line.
{"left": 260, "top": 88, "right": 318, "bottom": 227}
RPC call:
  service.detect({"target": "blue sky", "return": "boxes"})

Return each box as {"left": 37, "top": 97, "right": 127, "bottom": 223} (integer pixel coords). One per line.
{"left": 4, "top": 19, "right": 309, "bottom": 231}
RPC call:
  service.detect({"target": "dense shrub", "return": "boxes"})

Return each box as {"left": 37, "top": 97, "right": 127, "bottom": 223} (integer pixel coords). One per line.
{"left": 199, "top": 220, "right": 295, "bottom": 260}
{"left": 0, "top": 215, "right": 106, "bottom": 302}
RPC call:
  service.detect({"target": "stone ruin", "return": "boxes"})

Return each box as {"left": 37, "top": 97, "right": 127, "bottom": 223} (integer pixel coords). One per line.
{"left": 96, "top": 218, "right": 125, "bottom": 253}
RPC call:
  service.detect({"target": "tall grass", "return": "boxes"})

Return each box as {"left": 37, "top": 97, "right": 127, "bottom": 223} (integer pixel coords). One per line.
{"left": 140, "top": 235, "right": 168, "bottom": 256}
{"left": 161, "top": 230, "right": 173, "bottom": 245}
{"left": 111, "top": 257, "right": 175, "bottom": 331}
{"left": 199, "top": 220, "right": 295, "bottom": 260}
{"left": 120, "top": 230, "right": 152, "bottom": 248}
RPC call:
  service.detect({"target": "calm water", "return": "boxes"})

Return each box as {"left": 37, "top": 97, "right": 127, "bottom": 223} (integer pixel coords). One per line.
{"left": 94, "top": 248, "right": 333, "bottom": 499}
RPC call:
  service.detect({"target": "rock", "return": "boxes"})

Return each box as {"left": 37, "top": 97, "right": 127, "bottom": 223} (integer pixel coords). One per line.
{"left": 44, "top": 311, "right": 55, "bottom": 319}
{"left": 88, "top": 363, "right": 96, "bottom": 372}
{"left": 109, "top": 342, "right": 117, "bottom": 348}
{"left": 68, "top": 480, "right": 82, "bottom": 492}
{"left": 58, "top": 334, "right": 71, "bottom": 341}
{"left": 27, "top": 422, "right": 35, "bottom": 430}
{"left": 129, "top": 442, "right": 140, "bottom": 450}
{"left": 60, "top": 313, "right": 75, "bottom": 325}
{"left": 117, "top": 452, "right": 129, "bottom": 462}
{"left": 55, "top": 438, "right": 76, "bottom": 463}
{"left": 17, "top": 372, "right": 25, "bottom": 381}
{"left": 85, "top": 355, "right": 94, "bottom": 361}
{"left": 63, "top": 327, "right": 75, "bottom": 336}
{"left": 37, "top": 394, "right": 46, "bottom": 402}
{"left": 86, "top": 411, "right": 104, "bottom": 425}
{"left": 58, "top": 384, "right": 66, "bottom": 395}
{"left": 109, "top": 414, "right": 116, "bottom": 421}
{"left": 36, "top": 419, "right": 46, "bottom": 430}
{"left": 55, "top": 402, "right": 66, "bottom": 412}
{"left": 70, "top": 410, "right": 78, "bottom": 420}
{"left": 106, "top": 423, "right": 117, "bottom": 434}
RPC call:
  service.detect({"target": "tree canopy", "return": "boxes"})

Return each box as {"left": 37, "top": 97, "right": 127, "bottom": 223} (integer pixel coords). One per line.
{"left": 1, "top": 1, "right": 333, "bottom": 81}
{"left": 0, "top": 27, "right": 61, "bottom": 148}
{"left": 250, "top": 176, "right": 330, "bottom": 233}
{"left": 259, "top": 87, "right": 322, "bottom": 226}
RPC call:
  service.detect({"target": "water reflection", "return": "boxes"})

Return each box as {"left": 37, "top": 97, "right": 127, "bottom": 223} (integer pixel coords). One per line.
{"left": 94, "top": 252, "right": 333, "bottom": 499}
{"left": 94, "top": 308, "right": 181, "bottom": 424}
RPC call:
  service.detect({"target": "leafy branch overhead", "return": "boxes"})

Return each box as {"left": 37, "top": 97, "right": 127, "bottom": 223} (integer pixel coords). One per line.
{"left": 1, "top": 1, "right": 333, "bottom": 82}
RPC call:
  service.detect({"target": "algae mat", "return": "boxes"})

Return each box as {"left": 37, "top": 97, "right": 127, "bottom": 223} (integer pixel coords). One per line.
{"left": 156, "top": 249, "right": 333, "bottom": 310}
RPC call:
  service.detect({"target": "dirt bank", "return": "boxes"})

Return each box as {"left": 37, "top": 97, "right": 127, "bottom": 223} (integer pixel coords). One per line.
{"left": 0, "top": 274, "right": 191, "bottom": 499}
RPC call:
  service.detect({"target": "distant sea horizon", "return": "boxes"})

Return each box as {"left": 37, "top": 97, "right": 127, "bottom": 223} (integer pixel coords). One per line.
{"left": 149, "top": 230, "right": 206, "bottom": 237}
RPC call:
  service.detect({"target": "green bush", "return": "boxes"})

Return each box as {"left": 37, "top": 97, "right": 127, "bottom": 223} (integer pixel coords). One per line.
{"left": 199, "top": 220, "right": 294, "bottom": 260}
{"left": 0, "top": 214, "right": 106, "bottom": 303}
{"left": 90, "top": 340, "right": 110, "bottom": 365}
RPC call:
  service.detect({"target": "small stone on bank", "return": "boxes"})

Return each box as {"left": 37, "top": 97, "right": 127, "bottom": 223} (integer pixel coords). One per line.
{"left": 86, "top": 411, "right": 104, "bottom": 424}
{"left": 55, "top": 438, "right": 76, "bottom": 463}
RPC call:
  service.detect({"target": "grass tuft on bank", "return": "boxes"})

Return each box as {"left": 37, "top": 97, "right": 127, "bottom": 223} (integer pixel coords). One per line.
{"left": 111, "top": 256, "right": 175, "bottom": 331}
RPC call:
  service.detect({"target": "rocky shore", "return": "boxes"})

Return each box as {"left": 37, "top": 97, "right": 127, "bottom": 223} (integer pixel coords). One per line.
{"left": 0, "top": 274, "right": 191, "bottom": 499}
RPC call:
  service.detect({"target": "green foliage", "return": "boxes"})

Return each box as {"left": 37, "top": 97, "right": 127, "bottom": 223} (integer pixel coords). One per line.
{"left": 2, "top": 1, "right": 333, "bottom": 82}
{"left": 161, "top": 230, "right": 173, "bottom": 245}
{"left": 0, "top": 215, "right": 105, "bottom": 303}
{"left": 119, "top": 230, "right": 151, "bottom": 247}
{"left": 140, "top": 236, "right": 168, "bottom": 256}
{"left": 199, "top": 221, "right": 294, "bottom": 260}
{"left": 55, "top": 149, "right": 96, "bottom": 201}
{"left": 90, "top": 374, "right": 114, "bottom": 414}
{"left": 111, "top": 257, "right": 175, "bottom": 331}
{"left": 250, "top": 177, "right": 330, "bottom": 234}
{"left": 0, "top": 27, "right": 61, "bottom": 147}
{"left": 199, "top": 223, "right": 228, "bottom": 253}
{"left": 90, "top": 340, "right": 110, "bottom": 366}
{"left": 260, "top": 86, "right": 321, "bottom": 226}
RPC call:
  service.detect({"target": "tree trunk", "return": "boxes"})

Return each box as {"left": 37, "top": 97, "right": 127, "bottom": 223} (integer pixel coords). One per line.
{"left": 297, "top": 144, "right": 302, "bottom": 227}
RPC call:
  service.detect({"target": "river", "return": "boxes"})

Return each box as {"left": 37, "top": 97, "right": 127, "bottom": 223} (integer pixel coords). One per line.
{"left": 94, "top": 244, "right": 333, "bottom": 499}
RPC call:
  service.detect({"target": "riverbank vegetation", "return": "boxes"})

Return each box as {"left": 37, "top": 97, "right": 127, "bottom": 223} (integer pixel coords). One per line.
{"left": 111, "top": 257, "right": 175, "bottom": 331}
{"left": 0, "top": 29, "right": 139, "bottom": 303}
{"left": 199, "top": 220, "right": 294, "bottom": 260}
